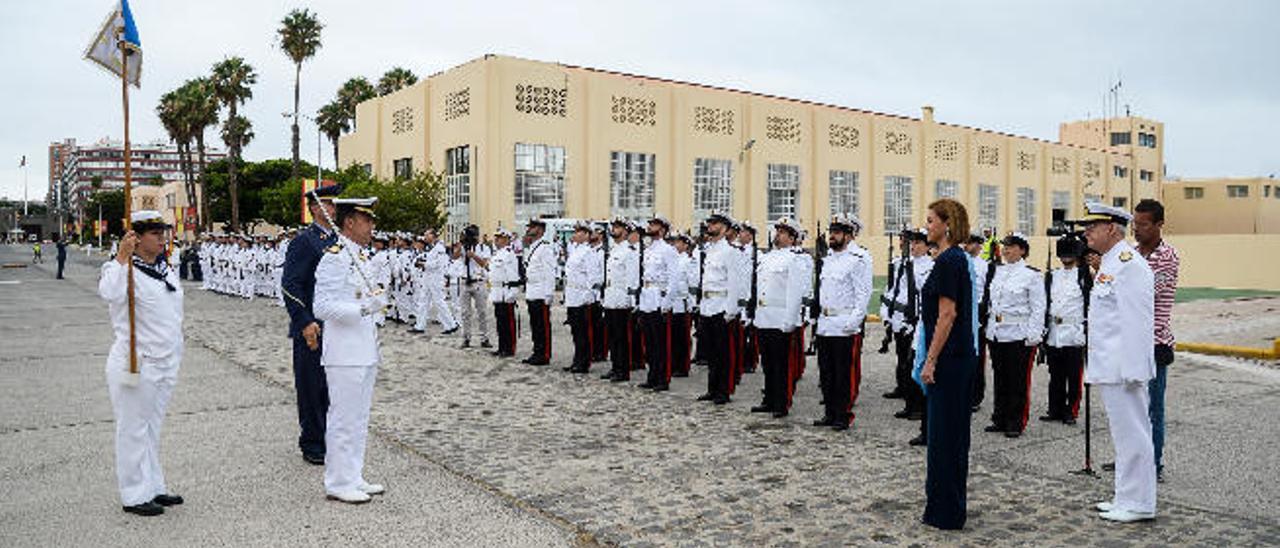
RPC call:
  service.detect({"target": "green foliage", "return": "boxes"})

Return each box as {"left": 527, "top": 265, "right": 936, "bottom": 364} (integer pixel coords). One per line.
{"left": 84, "top": 190, "right": 125, "bottom": 238}
{"left": 376, "top": 67, "right": 418, "bottom": 96}
{"left": 210, "top": 57, "right": 257, "bottom": 111}
{"left": 278, "top": 9, "right": 323, "bottom": 65}
{"left": 205, "top": 158, "right": 326, "bottom": 229}
{"left": 333, "top": 164, "right": 446, "bottom": 233}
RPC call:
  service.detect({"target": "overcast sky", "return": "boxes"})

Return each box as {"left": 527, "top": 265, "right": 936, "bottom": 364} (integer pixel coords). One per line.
{"left": 2, "top": 0, "right": 1277, "bottom": 201}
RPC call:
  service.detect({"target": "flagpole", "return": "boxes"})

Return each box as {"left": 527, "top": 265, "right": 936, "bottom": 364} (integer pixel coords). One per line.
{"left": 120, "top": 32, "right": 138, "bottom": 379}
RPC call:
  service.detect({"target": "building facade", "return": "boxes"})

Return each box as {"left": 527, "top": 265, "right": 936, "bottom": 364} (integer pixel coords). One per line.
{"left": 1163, "top": 177, "right": 1280, "bottom": 235}
{"left": 53, "top": 137, "right": 225, "bottom": 216}
{"left": 339, "top": 54, "right": 1164, "bottom": 239}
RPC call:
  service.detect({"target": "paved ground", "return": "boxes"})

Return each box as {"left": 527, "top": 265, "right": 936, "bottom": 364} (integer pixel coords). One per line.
{"left": 4, "top": 243, "right": 1279, "bottom": 546}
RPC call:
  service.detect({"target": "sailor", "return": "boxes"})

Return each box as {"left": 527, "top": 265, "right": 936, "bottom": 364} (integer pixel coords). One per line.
{"left": 1041, "top": 236, "right": 1090, "bottom": 425}
{"left": 589, "top": 224, "right": 609, "bottom": 362}
{"left": 410, "top": 229, "right": 460, "bottom": 335}
{"left": 600, "top": 218, "right": 639, "bottom": 381}
{"left": 966, "top": 233, "right": 994, "bottom": 410}
{"left": 522, "top": 219, "right": 558, "bottom": 366}
{"left": 750, "top": 217, "right": 811, "bottom": 418}
{"left": 280, "top": 183, "right": 341, "bottom": 465}
{"left": 813, "top": 215, "right": 873, "bottom": 430}
{"left": 983, "top": 232, "right": 1046, "bottom": 438}
{"left": 99, "top": 210, "right": 186, "bottom": 516}
{"left": 488, "top": 229, "right": 521, "bottom": 357}
{"left": 638, "top": 216, "right": 678, "bottom": 391}
{"left": 667, "top": 231, "right": 696, "bottom": 378}
{"left": 697, "top": 212, "right": 740, "bottom": 405}
{"left": 456, "top": 225, "right": 493, "bottom": 349}
{"left": 736, "top": 223, "right": 761, "bottom": 379}
{"left": 888, "top": 229, "right": 932, "bottom": 421}
{"left": 368, "top": 232, "right": 391, "bottom": 326}
{"left": 562, "top": 221, "right": 599, "bottom": 373}
{"left": 1081, "top": 201, "right": 1158, "bottom": 523}
{"left": 627, "top": 223, "right": 647, "bottom": 371}
{"left": 312, "top": 197, "right": 386, "bottom": 504}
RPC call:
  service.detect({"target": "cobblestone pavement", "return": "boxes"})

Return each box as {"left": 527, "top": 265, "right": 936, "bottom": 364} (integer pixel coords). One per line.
{"left": 183, "top": 283, "right": 1280, "bottom": 547}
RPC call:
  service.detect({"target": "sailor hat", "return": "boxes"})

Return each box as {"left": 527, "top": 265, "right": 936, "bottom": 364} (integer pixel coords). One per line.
{"left": 1081, "top": 201, "right": 1132, "bottom": 226}
{"left": 333, "top": 197, "right": 378, "bottom": 219}
{"left": 130, "top": 210, "right": 170, "bottom": 230}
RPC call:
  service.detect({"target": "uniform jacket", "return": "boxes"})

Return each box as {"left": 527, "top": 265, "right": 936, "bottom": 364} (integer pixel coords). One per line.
{"left": 639, "top": 239, "right": 678, "bottom": 313}
{"left": 488, "top": 246, "right": 521, "bottom": 303}
{"left": 313, "top": 235, "right": 382, "bottom": 367}
{"left": 602, "top": 241, "right": 638, "bottom": 310}
{"left": 699, "top": 238, "right": 739, "bottom": 318}
{"left": 522, "top": 239, "right": 559, "bottom": 302}
{"left": 99, "top": 259, "right": 184, "bottom": 372}
{"left": 1046, "top": 266, "right": 1087, "bottom": 348}
{"left": 986, "top": 259, "right": 1047, "bottom": 345}
{"left": 282, "top": 223, "right": 337, "bottom": 338}
{"left": 563, "top": 242, "right": 600, "bottom": 307}
{"left": 753, "top": 246, "right": 810, "bottom": 331}
{"left": 1085, "top": 241, "right": 1155, "bottom": 385}
{"left": 816, "top": 246, "right": 873, "bottom": 336}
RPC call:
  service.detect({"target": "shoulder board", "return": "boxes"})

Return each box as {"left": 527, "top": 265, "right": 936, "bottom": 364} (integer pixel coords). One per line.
{"left": 326, "top": 244, "right": 342, "bottom": 254}
{"left": 1119, "top": 251, "right": 1133, "bottom": 262}
{"left": 1027, "top": 265, "right": 1041, "bottom": 272}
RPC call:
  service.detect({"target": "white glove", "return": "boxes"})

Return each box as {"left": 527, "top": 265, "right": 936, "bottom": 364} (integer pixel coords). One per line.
{"left": 361, "top": 292, "right": 389, "bottom": 317}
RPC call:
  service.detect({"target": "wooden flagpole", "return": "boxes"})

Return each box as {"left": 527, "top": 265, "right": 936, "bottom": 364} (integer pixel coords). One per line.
{"left": 120, "top": 30, "right": 138, "bottom": 377}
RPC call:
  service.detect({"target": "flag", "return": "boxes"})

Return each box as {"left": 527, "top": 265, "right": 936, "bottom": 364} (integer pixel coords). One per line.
{"left": 84, "top": 0, "right": 142, "bottom": 88}
{"left": 18, "top": 155, "right": 25, "bottom": 168}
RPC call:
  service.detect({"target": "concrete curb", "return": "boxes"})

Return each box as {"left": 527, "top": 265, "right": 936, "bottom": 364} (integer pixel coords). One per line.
{"left": 1176, "top": 339, "right": 1280, "bottom": 360}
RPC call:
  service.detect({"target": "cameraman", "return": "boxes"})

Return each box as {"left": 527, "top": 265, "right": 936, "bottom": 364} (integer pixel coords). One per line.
{"left": 456, "top": 225, "right": 493, "bottom": 349}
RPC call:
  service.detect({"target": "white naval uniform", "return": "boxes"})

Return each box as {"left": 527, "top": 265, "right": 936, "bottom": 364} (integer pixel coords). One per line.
{"left": 1085, "top": 240, "right": 1157, "bottom": 515}
{"left": 639, "top": 238, "right": 678, "bottom": 313}
{"left": 313, "top": 235, "right": 383, "bottom": 497}
{"left": 602, "top": 241, "right": 638, "bottom": 311}
{"left": 986, "top": 259, "right": 1047, "bottom": 345}
{"left": 98, "top": 258, "right": 184, "bottom": 506}
{"left": 414, "top": 243, "right": 459, "bottom": 332}
{"left": 487, "top": 246, "right": 521, "bottom": 304}
{"left": 815, "top": 246, "right": 873, "bottom": 336}
{"left": 1046, "top": 267, "right": 1087, "bottom": 348}
{"left": 522, "top": 239, "right": 559, "bottom": 304}
{"left": 563, "top": 242, "right": 599, "bottom": 308}
{"left": 753, "top": 247, "right": 809, "bottom": 332}
{"left": 699, "top": 239, "right": 738, "bottom": 319}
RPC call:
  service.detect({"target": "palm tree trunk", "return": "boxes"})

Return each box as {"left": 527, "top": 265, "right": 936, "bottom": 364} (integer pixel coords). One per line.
{"left": 229, "top": 105, "right": 241, "bottom": 233}
{"left": 194, "top": 132, "right": 208, "bottom": 237}
{"left": 291, "top": 63, "right": 301, "bottom": 184}
{"left": 332, "top": 136, "right": 340, "bottom": 171}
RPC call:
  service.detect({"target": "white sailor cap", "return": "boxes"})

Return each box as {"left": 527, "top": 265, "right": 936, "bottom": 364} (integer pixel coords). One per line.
{"left": 705, "top": 210, "right": 734, "bottom": 226}
{"left": 1081, "top": 201, "right": 1132, "bottom": 226}
{"left": 333, "top": 197, "right": 378, "bottom": 219}
{"left": 647, "top": 215, "right": 671, "bottom": 230}
{"left": 573, "top": 220, "right": 592, "bottom": 232}
{"left": 829, "top": 213, "right": 862, "bottom": 233}
{"left": 771, "top": 217, "right": 802, "bottom": 237}
{"left": 494, "top": 227, "right": 514, "bottom": 239}
{"left": 130, "top": 210, "right": 170, "bottom": 230}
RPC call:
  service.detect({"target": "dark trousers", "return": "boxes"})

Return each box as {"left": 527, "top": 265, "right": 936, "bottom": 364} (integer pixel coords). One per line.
{"left": 494, "top": 302, "right": 517, "bottom": 355}
{"left": 972, "top": 339, "right": 988, "bottom": 408}
{"left": 629, "top": 312, "right": 645, "bottom": 370}
{"left": 642, "top": 311, "right": 671, "bottom": 386}
{"left": 818, "top": 334, "right": 864, "bottom": 426}
{"left": 702, "top": 314, "right": 731, "bottom": 398}
{"left": 605, "top": 308, "right": 632, "bottom": 379}
{"left": 669, "top": 313, "right": 691, "bottom": 376}
{"left": 989, "top": 340, "right": 1037, "bottom": 432}
{"left": 759, "top": 328, "right": 792, "bottom": 411}
{"left": 728, "top": 319, "right": 744, "bottom": 393}
{"left": 56, "top": 256, "right": 66, "bottom": 279}
{"left": 924, "top": 353, "right": 977, "bottom": 530}
{"left": 291, "top": 336, "right": 329, "bottom": 456}
{"left": 743, "top": 325, "right": 760, "bottom": 373}
{"left": 567, "top": 305, "right": 592, "bottom": 371}
{"left": 1045, "top": 345, "right": 1084, "bottom": 419}
{"left": 693, "top": 316, "right": 708, "bottom": 364}
{"left": 894, "top": 330, "right": 924, "bottom": 414}
{"left": 591, "top": 303, "right": 608, "bottom": 361}
{"left": 527, "top": 299, "right": 551, "bottom": 362}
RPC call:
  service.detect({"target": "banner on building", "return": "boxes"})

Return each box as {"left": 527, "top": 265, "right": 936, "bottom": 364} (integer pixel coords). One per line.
{"left": 301, "top": 179, "right": 337, "bottom": 224}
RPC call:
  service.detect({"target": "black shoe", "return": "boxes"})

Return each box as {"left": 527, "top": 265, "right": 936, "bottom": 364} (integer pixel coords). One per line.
{"left": 600, "top": 372, "right": 615, "bottom": 380}
{"left": 771, "top": 410, "right": 788, "bottom": 418}
{"left": 983, "top": 424, "right": 1004, "bottom": 433}
{"left": 1062, "top": 417, "right": 1077, "bottom": 426}
{"left": 528, "top": 359, "right": 549, "bottom": 366}
{"left": 908, "top": 434, "right": 927, "bottom": 446}
{"left": 569, "top": 367, "right": 589, "bottom": 374}
{"left": 491, "top": 351, "right": 505, "bottom": 357}
{"left": 441, "top": 326, "right": 459, "bottom": 335}
{"left": 906, "top": 412, "right": 924, "bottom": 421}
{"left": 712, "top": 396, "right": 731, "bottom": 405}
{"left": 303, "top": 453, "right": 325, "bottom": 465}
{"left": 696, "top": 393, "right": 715, "bottom": 401}
{"left": 1004, "top": 430, "right": 1022, "bottom": 438}
{"left": 750, "top": 405, "right": 771, "bottom": 413}
{"left": 610, "top": 375, "right": 629, "bottom": 383}
{"left": 408, "top": 328, "right": 425, "bottom": 333}
{"left": 813, "top": 417, "right": 834, "bottom": 427}
{"left": 152, "top": 494, "right": 184, "bottom": 506}
{"left": 638, "top": 383, "right": 655, "bottom": 389}
{"left": 1157, "top": 469, "right": 1165, "bottom": 483}
{"left": 673, "top": 371, "right": 689, "bottom": 378}
{"left": 893, "top": 409, "right": 912, "bottom": 419}
{"left": 651, "top": 384, "right": 669, "bottom": 392}
{"left": 461, "top": 340, "right": 471, "bottom": 349}
{"left": 562, "top": 365, "right": 574, "bottom": 372}
{"left": 123, "top": 502, "right": 164, "bottom": 516}
{"left": 521, "top": 357, "right": 533, "bottom": 364}
{"left": 481, "top": 340, "right": 493, "bottom": 348}
{"left": 882, "top": 391, "right": 904, "bottom": 399}
{"left": 1102, "top": 462, "right": 1116, "bottom": 472}
{"left": 1039, "top": 414, "right": 1062, "bottom": 422}
{"left": 831, "top": 422, "right": 850, "bottom": 431}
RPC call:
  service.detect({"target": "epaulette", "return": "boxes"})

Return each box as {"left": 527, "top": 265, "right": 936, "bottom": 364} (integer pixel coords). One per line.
{"left": 1119, "top": 251, "right": 1133, "bottom": 262}
{"left": 326, "top": 244, "right": 341, "bottom": 254}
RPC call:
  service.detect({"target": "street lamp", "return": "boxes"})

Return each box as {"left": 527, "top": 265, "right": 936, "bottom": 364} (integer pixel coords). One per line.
{"left": 283, "top": 111, "right": 323, "bottom": 184}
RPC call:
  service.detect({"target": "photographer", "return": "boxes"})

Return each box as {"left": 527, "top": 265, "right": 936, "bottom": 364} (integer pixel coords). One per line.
{"left": 456, "top": 225, "right": 492, "bottom": 349}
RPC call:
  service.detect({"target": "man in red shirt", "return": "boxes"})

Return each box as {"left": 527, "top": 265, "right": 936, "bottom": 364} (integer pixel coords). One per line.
{"left": 1133, "top": 199, "right": 1179, "bottom": 483}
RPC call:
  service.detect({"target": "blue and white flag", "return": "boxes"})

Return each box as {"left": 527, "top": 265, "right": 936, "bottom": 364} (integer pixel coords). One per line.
{"left": 84, "top": 0, "right": 142, "bottom": 88}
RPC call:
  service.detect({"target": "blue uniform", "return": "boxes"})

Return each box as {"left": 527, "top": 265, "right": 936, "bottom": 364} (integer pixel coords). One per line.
{"left": 281, "top": 222, "right": 337, "bottom": 458}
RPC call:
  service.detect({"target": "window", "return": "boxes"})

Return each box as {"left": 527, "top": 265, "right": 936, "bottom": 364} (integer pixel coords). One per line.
{"left": 829, "top": 170, "right": 860, "bottom": 219}
{"left": 1110, "top": 132, "right": 1131, "bottom": 146}
{"left": 1139, "top": 169, "right": 1154, "bottom": 182}
{"left": 1138, "top": 132, "right": 1158, "bottom": 148}
{"left": 1266, "top": 186, "right": 1271, "bottom": 198}
{"left": 1274, "top": 186, "right": 1280, "bottom": 200}
{"left": 361, "top": 163, "right": 373, "bottom": 176}
{"left": 883, "top": 176, "right": 913, "bottom": 233}
{"left": 392, "top": 157, "right": 413, "bottom": 180}
{"left": 1112, "top": 197, "right": 1128, "bottom": 208}
{"left": 1052, "top": 190, "right": 1071, "bottom": 214}
{"left": 610, "top": 151, "right": 656, "bottom": 219}
{"left": 1114, "top": 165, "right": 1128, "bottom": 178}
{"left": 766, "top": 163, "right": 800, "bottom": 221}
{"left": 514, "top": 143, "right": 566, "bottom": 222}
{"left": 1227, "top": 185, "right": 1249, "bottom": 198}
{"left": 977, "top": 184, "right": 1000, "bottom": 232}
{"left": 445, "top": 145, "right": 471, "bottom": 235}
{"left": 934, "top": 179, "right": 958, "bottom": 199}
{"left": 1016, "top": 188, "right": 1037, "bottom": 235}
{"left": 1085, "top": 193, "right": 1104, "bottom": 205}
{"left": 692, "top": 158, "right": 733, "bottom": 224}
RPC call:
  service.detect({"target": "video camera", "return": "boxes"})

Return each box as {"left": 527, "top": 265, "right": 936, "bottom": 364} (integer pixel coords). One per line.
{"left": 460, "top": 224, "right": 480, "bottom": 248}
{"left": 1046, "top": 208, "right": 1088, "bottom": 258}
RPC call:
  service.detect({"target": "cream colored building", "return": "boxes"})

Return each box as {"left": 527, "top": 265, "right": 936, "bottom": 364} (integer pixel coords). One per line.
{"left": 339, "top": 54, "right": 1163, "bottom": 242}
{"left": 130, "top": 179, "right": 201, "bottom": 239}
{"left": 1163, "top": 177, "right": 1280, "bottom": 235}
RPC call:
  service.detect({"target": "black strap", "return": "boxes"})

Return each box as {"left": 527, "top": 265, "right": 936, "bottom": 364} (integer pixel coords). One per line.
{"left": 132, "top": 258, "right": 176, "bottom": 292}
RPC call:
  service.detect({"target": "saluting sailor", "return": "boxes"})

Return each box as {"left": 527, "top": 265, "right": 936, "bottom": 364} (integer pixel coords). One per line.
{"left": 813, "top": 215, "right": 873, "bottom": 430}
{"left": 750, "top": 217, "right": 811, "bottom": 418}
{"left": 1081, "top": 202, "right": 1158, "bottom": 523}
{"left": 312, "top": 197, "right": 386, "bottom": 504}
{"left": 99, "top": 210, "right": 186, "bottom": 517}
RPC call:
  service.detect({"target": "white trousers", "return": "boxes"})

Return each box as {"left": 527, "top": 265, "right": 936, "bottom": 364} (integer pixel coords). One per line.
{"left": 415, "top": 285, "right": 458, "bottom": 331}
{"left": 323, "top": 365, "right": 378, "bottom": 495}
{"left": 106, "top": 362, "right": 178, "bottom": 506}
{"left": 1101, "top": 382, "right": 1158, "bottom": 514}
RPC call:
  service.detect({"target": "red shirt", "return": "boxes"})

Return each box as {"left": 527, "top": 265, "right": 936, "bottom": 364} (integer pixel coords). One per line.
{"left": 1142, "top": 240, "right": 1179, "bottom": 346}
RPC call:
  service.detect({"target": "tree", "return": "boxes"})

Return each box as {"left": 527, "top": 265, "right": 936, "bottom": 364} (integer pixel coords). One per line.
{"left": 158, "top": 78, "right": 219, "bottom": 233}
{"left": 315, "top": 100, "right": 348, "bottom": 169}
{"left": 84, "top": 189, "right": 124, "bottom": 238}
{"left": 210, "top": 57, "right": 258, "bottom": 232}
{"left": 183, "top": 78, "right": 219, "bottom": 233}
{"left": 278, "top": 8, "right": 323, "bottom": 186}
{"left": 204, "top": 158, "right": 325, "bottom": 230}
{"left": 376, "top": 67, "right": 418, "bottom": 96}
{"left": 334, "top": 164, "right": 446, "bottom": 233}
{"left": 336, "top": 77, "right": 376, "bottom": 130}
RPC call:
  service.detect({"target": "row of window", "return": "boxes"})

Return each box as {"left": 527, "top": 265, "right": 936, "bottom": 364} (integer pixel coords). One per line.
{"left": 1110, "top": 131, "right": 1158, "bottom": 148}
{"left": 1183, "top": 185, "right": 1280, "bottom": 200}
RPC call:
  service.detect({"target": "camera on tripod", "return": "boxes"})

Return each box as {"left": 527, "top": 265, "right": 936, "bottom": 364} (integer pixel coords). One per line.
{"left": 1046, "top": 208, "right": 1085, "bottom": 239}
{"left": 460, "top": 224, "right": 480, "bottom": 249}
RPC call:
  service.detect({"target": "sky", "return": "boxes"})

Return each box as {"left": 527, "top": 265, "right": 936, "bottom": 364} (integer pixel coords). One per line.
{"left": 2, "top": 0, "right": 1277, "bottom": 201}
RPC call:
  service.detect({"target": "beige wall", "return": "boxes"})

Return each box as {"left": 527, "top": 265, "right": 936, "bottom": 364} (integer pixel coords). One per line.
{"left": 1164, "top": 177, "right": 1280, "bottom": 235}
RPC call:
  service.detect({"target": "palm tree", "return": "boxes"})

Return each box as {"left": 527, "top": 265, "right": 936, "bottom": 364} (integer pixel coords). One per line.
{"left": 278, "top": 8, "right": 323, "bottom": 185}
{"left": 156, "top": 89, "right": 195, "bottom": 226}
{"left": 376, "top": 67, "right": 418, "bottom": 96}
{"left": 315, "top": 101, "right": 348, "bottom": 169}
{"left": 180, "top": 78, "right": 219, "bottom": 232}
{"left": 337, "top": 76, "right": 376, "bottom": 130}
{"left": 220, "top": 115, "right": 254, "bottom": 230}
{"left": 210, "top": 57, "right": 258, "bottom": 232}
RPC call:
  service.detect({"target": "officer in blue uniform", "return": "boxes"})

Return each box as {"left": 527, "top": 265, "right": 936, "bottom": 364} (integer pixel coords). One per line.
{"left": 281, "top": 183, "right": 343, "bottom": 465}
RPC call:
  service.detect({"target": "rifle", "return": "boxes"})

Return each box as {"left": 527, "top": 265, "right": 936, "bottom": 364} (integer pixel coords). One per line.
{"left": 878, "top": 232, "right": 897, "bottom": 353}
{"left": 635, "top": 233, "right": 645, "bottom": 308}
{"left": 599, "top": 231, "right": 610, "bottom": 302}
{"left": 746, "top": 241, "right": 758, "bottom": 322}
{"left": 805, "top": 228, "right": 826, "bottom": 355}
{"left": 695, "top": 231, "right": 707, "bottom": 306}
